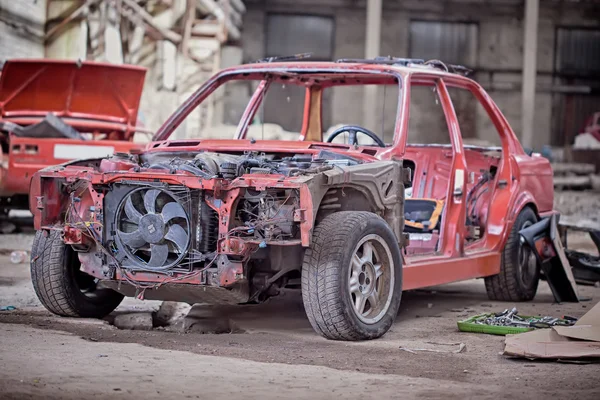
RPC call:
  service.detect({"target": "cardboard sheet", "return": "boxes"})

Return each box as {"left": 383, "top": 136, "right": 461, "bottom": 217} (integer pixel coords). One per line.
{"left": 552, "top": 301, "right": 600, "bottom": 342}
{"left": 504, "top": 329, "right": 600, "bottom": 359}
{"left": 503, "top": 301, "right": 600, "bottom": 360}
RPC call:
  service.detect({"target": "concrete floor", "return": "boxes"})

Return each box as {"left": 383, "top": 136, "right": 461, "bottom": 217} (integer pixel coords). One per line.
{"left": 1, "top": 239, "right": 600, "bottom": 399}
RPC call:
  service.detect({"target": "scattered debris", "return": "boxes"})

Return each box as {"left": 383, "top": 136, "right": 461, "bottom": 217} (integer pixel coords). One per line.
{"left": 9, "top": 251, "right": 28, "bottom": 264}
{"left": 503, "top": 301, "right": 600, "bottom": 361}
{"left": 112, "top": 313, "right": 154, "bottom": 331}
{"left": 400, "top": 343, "right": 466, "bottom": 354}
{"left": 0, "top": 222, "right": 17, "bottom": 234}
{"left": 425, "top": 341, "right": 463, "bottom": 346}
{"left": 154, "top": 301, "right": 192, "bottom": 326}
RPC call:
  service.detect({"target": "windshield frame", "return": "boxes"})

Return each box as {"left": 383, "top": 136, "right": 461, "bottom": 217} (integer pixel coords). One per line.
{"left": 153, "top": 66, "right": 406, "bottom": 152}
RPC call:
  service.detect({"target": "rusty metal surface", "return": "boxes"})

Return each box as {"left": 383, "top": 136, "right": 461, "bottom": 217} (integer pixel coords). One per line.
{"left": 0, "top": 59, "right": 146, "bottom": 131}
{"left": 102, "top": 281, "right": 250, "bottom": 304}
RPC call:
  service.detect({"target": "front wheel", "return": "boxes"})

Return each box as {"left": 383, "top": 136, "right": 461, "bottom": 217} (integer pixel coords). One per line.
{"left": 31, "top": 230, "right": 124, "bottom": 318}
{"left": 302, "top": 212, "right": 403, "bottom": 340}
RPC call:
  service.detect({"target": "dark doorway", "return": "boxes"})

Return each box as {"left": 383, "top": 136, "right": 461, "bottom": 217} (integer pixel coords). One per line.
{"left": 553, "top": 27, "right": 600, "bottom": 146}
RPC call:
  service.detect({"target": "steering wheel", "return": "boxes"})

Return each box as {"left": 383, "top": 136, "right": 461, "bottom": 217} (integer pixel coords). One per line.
{"left": 325, "top": 125, "right": 386, "bottom": 148}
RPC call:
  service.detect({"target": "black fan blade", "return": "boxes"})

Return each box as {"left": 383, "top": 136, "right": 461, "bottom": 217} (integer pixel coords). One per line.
{"left": 165, "top": 224, "right": 188, "bottom": 252}
{"left": 144, "top": 189, "right": 161, "bottom": 214}
{"left": 118, "top": 229, "right": 146, "bottom": 248}
{"left": 124, "top": 196, "right": 142, "bottom": 223}
{"left": 148, "top": 244, "right": 169, "bottom": 268}
{"left": 162, "top": 202, "right": 187, "bottom": 223}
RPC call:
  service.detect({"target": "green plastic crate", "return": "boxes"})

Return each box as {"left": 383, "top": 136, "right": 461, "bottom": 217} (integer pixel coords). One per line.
{"left": 457, "top": 313, "right": 534, "bottom": 335}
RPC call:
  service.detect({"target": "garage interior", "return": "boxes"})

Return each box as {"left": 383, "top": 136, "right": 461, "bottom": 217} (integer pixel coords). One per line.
{"left": 1, "top": 1, "right": 600, "bottom": 399}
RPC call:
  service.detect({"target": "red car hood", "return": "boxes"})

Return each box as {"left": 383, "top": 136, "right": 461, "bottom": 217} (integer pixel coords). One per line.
{"left": 0, "top": 59, "right": 146, "bottom": 129}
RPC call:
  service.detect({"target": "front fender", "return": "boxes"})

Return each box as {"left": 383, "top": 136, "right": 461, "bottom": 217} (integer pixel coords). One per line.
{"left": 510, "top": 190, "right": 538, "bottom": 221}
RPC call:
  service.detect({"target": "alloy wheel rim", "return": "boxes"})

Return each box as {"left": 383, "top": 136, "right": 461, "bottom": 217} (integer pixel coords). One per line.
{"left": 348, "top": 234, "right": 394, "bottom": 324}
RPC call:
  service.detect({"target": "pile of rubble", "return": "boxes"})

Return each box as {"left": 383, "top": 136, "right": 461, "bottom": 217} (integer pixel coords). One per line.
{"left": 110, "top": 301, "right": 244, "bottom": 334}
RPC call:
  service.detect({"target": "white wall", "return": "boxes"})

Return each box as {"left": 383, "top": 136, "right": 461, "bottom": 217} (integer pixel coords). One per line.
{"left": 0, "top": 0, "right": 46, "bottom": 64}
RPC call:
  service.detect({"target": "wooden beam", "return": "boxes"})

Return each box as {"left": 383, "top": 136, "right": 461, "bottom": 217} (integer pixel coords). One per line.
{"left": 121, "top": 0, "right": 182, "bottom": 43}
{"left": 45, "top": 0, "right": 100, "bottom": 43}
{"left": 104, "top": 3, "right": 124, "bottom": 63}
{"left": 229, "top": 0, "right": 246, "bottom": 14}
{"left": 181, "top": 0, "right": 195, "bottom": 55}
{"left": 127, "top": 24, "right": 145, "bottom": 64}
{"left": 196, "top": 0, "right": 240, "bottom": 40}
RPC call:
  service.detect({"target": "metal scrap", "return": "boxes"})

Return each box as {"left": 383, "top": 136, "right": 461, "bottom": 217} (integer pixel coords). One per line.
{"left": 472, "top": 308, "right": 576, "bottom": 329}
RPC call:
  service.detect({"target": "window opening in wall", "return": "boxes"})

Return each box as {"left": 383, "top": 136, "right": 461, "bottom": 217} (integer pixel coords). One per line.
{"left": 409, "top": 21, "right": 478, "bottom": 67}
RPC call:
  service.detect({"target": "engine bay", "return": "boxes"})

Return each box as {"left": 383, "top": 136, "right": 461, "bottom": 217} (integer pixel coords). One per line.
{"left": 137, "top": 149, "right": 362, "bottom": 179}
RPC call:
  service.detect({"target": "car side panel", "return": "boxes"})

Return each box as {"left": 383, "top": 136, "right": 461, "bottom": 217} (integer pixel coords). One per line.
{"left": 512, "top": 154, "right": 554, "bottom": 214}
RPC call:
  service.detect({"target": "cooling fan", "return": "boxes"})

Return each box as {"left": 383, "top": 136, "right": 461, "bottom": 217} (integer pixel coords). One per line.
{"left": 115, "top": 187, "right": 191, "bottom": 271}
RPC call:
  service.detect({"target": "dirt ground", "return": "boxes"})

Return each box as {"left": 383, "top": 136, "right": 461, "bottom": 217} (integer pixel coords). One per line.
{"left": 1, "top": 247, "right": 600, "bottom": 399}
{"left": 1, "top": 191, "right": 600, "bottom": 399}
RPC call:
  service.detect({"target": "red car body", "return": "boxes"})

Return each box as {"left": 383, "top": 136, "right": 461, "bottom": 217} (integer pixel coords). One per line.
{"left": 0, "top": 59, "right": 146, "bottom": 210}
{"left": 28, "top": 60, "right": 560, "bottom": 339}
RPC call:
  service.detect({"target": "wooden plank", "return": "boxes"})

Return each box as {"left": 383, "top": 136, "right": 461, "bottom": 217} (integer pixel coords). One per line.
{"left": 127, "top": 24, "right": 146, "bottom": 64}
{"left": 45, "top": 0, "right": 100, "bottom": 43}
{"left": 196, "top": 0, "right": 240, "bottom": 40}
{"left": 181, "top": 0, "right": 195, "bottom": 55}
{"left": 104, "top": 3, "right": 124, "bottom": 63}
{"left": 158, "top": 40, "right": 177, "bottom": 91}
{"left": 78, "top": 18, "right": 88, "bottom": 60}
{"left": 120, "top": 0, "right": 181, "bottom": 43}
{"left": 228, "top": 0, "right": 246, "bottom": 14}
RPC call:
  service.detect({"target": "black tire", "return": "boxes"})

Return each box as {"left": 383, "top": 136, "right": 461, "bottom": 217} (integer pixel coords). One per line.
{"left": 30, "top": 230, "right": 123, "bottom": 318}
{"left": 485, "top": 207, "right": 540, "bottom": 301}
{"left": 302, "top": 211, "right": 403, "bottom": 340}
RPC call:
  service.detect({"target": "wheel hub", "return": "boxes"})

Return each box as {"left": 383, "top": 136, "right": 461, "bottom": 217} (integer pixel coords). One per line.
{"left": 358, "top": 262, "right": 376, "bottom": 294}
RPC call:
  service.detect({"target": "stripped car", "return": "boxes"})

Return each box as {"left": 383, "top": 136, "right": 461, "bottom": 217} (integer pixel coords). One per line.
{"left": 0, "top": 59, "right": 146, "bottom": 214}
{"left": 29, "top": 57, "right": 574, "bottom": 340}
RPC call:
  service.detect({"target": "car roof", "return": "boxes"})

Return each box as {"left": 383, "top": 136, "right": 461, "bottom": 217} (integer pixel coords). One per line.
{"left": 220, "top": 60, "right": 474, "bottom": 82}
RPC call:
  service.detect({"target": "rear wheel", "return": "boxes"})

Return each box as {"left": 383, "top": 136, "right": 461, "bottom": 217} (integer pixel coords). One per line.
{"left": 302, "top": 212, "right": 403, "bottom": 340}
{"left": 485, "top": 207, "right": 540, "bottom": 301}
{"left": 30, "top": 230, "right": 123, "bottom": 317}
